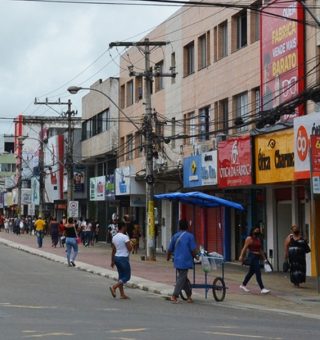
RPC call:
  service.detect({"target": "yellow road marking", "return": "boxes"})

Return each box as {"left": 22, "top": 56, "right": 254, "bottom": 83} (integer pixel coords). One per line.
{"left": 22, "top": 333, "right": 74, "bottom": 338}
{"left": 203, "top": 331, "right": 282, "bottom": 339}
{"left": 110, "top": 328, "right": 147, "bottom": 333}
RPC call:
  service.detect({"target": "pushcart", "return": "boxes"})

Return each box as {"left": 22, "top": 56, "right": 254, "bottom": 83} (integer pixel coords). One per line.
{"left": 155, "top": 191, "right": 244, "bottom": 303}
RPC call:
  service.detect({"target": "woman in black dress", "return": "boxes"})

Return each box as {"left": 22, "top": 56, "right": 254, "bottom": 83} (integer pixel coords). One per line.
{"left": 284, "top": 225, "right": 310, "bottom": 287}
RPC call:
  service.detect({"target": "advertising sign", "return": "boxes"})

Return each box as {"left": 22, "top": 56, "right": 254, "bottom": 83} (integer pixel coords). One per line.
{"left": 218, "top": 135, "right": 252, "bottom": 188}
{"left": 115, "top": 167, "right": 130, "bottom": 195}
{"left": 255, "top": 129, "right": 294, "bottom": 184}
{"left": 90, "top": 176, "right": 106, "bottom": 201}
{"left": 294, "top": 112, "right": 320, "bottom": 179}
{"left": 105, "top": 174, "right": 115, "bottom": 200}
{"left": 261, "top": 1, "right": 304, "bottom": 116}
{"left": 31, "top": 177, "right": 40, "bottom": 205}
{"left": 311, "top": 135, "right": 320, "bottom": 174}
{"left": 21, "top": 189, "right": 32, "bottom": 205}
{"left": 183, "top": 151, "right": 217, "bottom": 188}
{"left": 74, "top": 165, "right": 85, "bottom": 193}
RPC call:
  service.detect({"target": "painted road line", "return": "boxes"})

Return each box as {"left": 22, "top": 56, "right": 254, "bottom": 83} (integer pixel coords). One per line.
{"left": 109, "top": 328, "right": 147, "bottom": 333}
{"left": 202, "top": 331, "right": 282, "bottom": 339}
{"left": 22, "top": 333, "right": 74, "bottom": 338}
{"left": 0, "top": 303, "right": 57, "bottom": 310}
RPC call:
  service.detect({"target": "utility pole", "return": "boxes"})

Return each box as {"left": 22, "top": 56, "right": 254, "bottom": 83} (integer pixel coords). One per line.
{"left": 110, "top": 39, "right": 175, "bottom": 260}
{"left": 38, "top": 121, "right": 45, "bottom": 217}
{"left": 34, "top": 98, "right": 76, "bottom": 216}
{"left": 16, "top": 136, "right": 24, "bottom": 217}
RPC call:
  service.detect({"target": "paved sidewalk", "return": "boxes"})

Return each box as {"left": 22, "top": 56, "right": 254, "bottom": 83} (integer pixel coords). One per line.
{"left": 1, "top": 232, "right": 320, "bottom": 318}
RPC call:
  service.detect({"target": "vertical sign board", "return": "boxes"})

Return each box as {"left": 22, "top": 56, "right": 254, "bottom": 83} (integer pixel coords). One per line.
{"left": 261, "top": 1, "right": 305, "bottom": 117}
{"left": 68, "top": 201, "right": 79, "bottom": 218}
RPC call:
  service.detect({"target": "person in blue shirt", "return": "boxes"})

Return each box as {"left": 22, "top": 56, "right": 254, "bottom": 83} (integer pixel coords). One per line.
{"left": 167, "top": 219, "right": 197, "bottom": 303}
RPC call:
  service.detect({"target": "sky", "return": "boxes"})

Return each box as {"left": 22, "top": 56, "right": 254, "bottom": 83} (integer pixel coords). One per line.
{"left": 0, "top": 0, "right": 178, "bottom": 135}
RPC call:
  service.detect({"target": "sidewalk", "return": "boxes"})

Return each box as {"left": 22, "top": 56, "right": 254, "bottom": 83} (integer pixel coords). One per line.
{"left": 1, "top": 231, "right": 320, "bottom": 318}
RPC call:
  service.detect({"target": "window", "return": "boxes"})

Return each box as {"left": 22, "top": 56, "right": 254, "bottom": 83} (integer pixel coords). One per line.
{"left": 82, "top": 121, "right": 87, "bottom": 140}
{"left": 250, "top": 1, "right": 261, "bottom": 43}
{"left": 199, "top": 107, "right": 210, "bottom": 141}
{"left": 126, "top": 80, "right": 133, "bottom": 106}
{"left": 253, "top": 88, "right": 260, "bottom": 115}
{"left": 155, "top": 60, "right": 164, "bottom": 92}
{"left": 103, "top": 109, "right": 110, "bottom": 131}
{"left": 86, "top": 119, "right": 91, "bottom": 139}
{"left": 97, "top": 112, "right": 103, "bottom": 134}
{"left": 184, "top": 41, "right": 195, "bottom": 76}
{"left": 198, "top": 34, "right": 208, "bottom": 69}
{"left": 219, "top": 99, "right": 229, "bottom": 135}
{"left": 235, "top": 92, "right": 248, "bottom": 132}
{"left": 232, "top": 10, "right": 247, "bottom": 51}
{"left": 120, "top": 84, "right": 125, "bottom": 109}
{"left": 171, "top": 52, "right": 176, "bottom": 84}
{"left": 218, "top": 21, "right": 228, "bottom": 59}
{"left": 126, "top": 134, "right": 133, "bottom": 160}
{"left": 183, "top": 112, "right": 195, "bottom": 145}
{"left": 135, "top": 132, "right": 143, "bottom": 158}
{"left": 119, "top": 137, "right": 125, "bottom": 162}
{"left": 135, "top": 76, "right": 143, "bottom": 102}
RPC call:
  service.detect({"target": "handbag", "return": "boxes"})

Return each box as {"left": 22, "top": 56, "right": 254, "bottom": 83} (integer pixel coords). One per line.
{"left": 264, "top": 261, "right": 273, "bottom": 273}
{"left": 283, "top": 260, "right": 290, "bottom": 272}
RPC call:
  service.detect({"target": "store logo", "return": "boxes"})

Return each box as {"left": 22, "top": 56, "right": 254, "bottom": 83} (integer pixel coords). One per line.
{"left": 296, "top": 125, "right": 309, "bottom": 161}
{"left": 191, "top": 160, "right": 197, "bottom": 174}
{"left": 231, "top": 141, "right": 239, "bottom": 164}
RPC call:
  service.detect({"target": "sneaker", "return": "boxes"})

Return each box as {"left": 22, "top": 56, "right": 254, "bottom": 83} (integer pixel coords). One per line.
{"left": 261, "top": 288, "right": 270, "bottom": 294}
{"left": 240, "top": 285, "right": 250, "bottom": 292}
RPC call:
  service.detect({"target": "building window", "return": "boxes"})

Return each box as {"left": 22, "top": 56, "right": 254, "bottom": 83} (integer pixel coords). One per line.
{"left": 126, "top": 80, "right": 133, "bottom": 107}
{"left": 120, "top": 84, "right": 125, "bottom": 109}
{"left": 234, "top": 92, "right": 248, "bottom": 132}
{"left": 119, "top": 137, "right": 125, "bottom": 162}
{"left": 135, "top": 76, "right": 143, "bottom": 102}
{"left": 103, "top": 109, "right": 110, "bottom": 131}
{"left": 155, "top": 60, "right": 164, "bottom": 92}
{"left": 198, "top": 33, "right": 208, "bottom": 69}
{"left": 232, "top": 10, "right": 247, "bottom": 51}
{"left": 218, "top": 21, "right": 228, "bottom": 59}
{"left": 126, "top": 134, "right": 133, "bottom": 160}
{"left": 82, "top": 121, "right": 87, "bottom": 140}
{"left": 199, "top": 107, "right": 210, "bottom": 141}
{"left": 171, "top": 52, "right": 176, "bottom": 84}
{"left": 250, "top": 1, "right": 261, "bottom": 43}
{"left": 219, "top": 98, "right": 229, "bottom": 135}
{"left": 135, "top": 132, "right": 143, "bottom": 158}
{"left": 97, "top": 112, "right": 103, "bottom": 134}
{"left": 86, "top": 119, "right": 91, "bottom": 139}
{"left": 184, "top": 41, "right": 195, "bottom": 76}
{"left": 183, "top": 112, "right": 195, "bottom": 145}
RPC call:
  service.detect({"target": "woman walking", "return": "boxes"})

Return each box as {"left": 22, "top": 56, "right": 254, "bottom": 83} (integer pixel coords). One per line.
{"left": 64, "top": 217, "right": 79, "bottom": 267}
{"left": 239, "top": 226, "right": 270, "bottom": 294}
{"left": 50, "top": 217, "right": 59, "bottom": 247}
{"left": 109, "top": 222, "right": 132, "bottom": 299}
{"left": 284, "top": 225, "right": 310, "bottom": 287}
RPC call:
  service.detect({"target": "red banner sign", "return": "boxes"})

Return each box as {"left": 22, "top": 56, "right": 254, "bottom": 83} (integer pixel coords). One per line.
{"left": 311, "top": 135, "right": 320, "bottom": 174}
{"left": 218, "top": 135, "right": 252, "bottom": 188}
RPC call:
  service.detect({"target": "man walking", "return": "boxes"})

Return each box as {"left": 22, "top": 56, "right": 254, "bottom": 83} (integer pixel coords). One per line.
{"left": 34, "top": 215, "right": 46, "bottom": 248}
{"left": 167, "top": 219, "right": 197, "bottom": 303}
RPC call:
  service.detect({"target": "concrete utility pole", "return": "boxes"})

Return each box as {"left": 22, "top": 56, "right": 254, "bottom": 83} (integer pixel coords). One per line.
{"left": 38, "top": 121, "right": 45, "bottom": 217}
{"left": 16, "top": 136, "right": 24, "bottom": 216}
{"left": 109, "top": 39, "right": 175, "bottom": 260}
{"left": 34, "top": 98, "right": 76, "bottom": 216}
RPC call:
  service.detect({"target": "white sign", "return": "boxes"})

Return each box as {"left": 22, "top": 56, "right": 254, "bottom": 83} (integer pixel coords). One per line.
{"left": 68, "top": 200, "right": 79, "bottom": 218}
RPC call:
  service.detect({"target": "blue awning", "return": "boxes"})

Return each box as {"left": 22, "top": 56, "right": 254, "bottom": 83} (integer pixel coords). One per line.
{"left": 154, "top": 191, "right": 244, "bottom": 210}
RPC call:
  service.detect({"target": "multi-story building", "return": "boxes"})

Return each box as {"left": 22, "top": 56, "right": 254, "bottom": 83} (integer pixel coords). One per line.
{"left": 116, "top": 0, "right": 319, "bottom": 274}
{"left": 80, "top": 78, "right": 119, "bottom": 238}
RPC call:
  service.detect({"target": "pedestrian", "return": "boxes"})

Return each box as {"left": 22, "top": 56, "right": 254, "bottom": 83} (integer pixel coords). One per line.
{"left": 109, "top": 221, "right": 132, "bottom": 299}
{"left": 123, "top": 214, "right": 133, "bottom": 239}
{"left": 50, "top": 217, "right": 59, "bottom": 247}
{"left": 239, "top": 226, "right": 270, "bottom": 294}
{"left": 131, "top": 221, "right": 141, "bottom": 254}
{"left": 284, "top": 224, "right": 311, "bottom": 287}
{"left": 0, "top": 214, "right": 4, "bottom": 231}
{"left": 166, "top": 219, "right": 197, "bottom": 303}
{"left": 4, "top": 218, "right": 9, "bottom": 233}
{"left": 34, "top": 215, "right": 46, "bottom": 248}
{"left": 107, "top": 214, "right": 118, "bottom": 244}
{"left": 64, "top": 217, "right": 79, "bottom": 267}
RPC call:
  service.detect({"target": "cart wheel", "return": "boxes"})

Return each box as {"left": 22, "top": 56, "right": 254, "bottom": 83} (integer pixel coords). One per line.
{"left": 212, "top": 277, "right": 226, "bottom": 302}
{"left": 179, "top": 278, "right": 192, "bottom": 301}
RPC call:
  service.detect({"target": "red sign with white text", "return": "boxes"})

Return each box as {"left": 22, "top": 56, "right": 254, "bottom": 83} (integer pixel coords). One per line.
{"left": 218, "top": 135, "right": 252, "bottom": 188}
{"left": 261, "top": 0, "right": 305, "bottom": 116}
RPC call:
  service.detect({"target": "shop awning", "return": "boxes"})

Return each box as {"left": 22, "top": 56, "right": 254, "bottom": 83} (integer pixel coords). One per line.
{"left": 154, "top": 191, "right": 244, "bottom": 210}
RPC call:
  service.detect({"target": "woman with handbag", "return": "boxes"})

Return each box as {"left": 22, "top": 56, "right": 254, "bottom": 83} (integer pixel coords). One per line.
{"left": 64, "top": 217, "right": 79, "bottom": 267}
{"left": 239, "top": 226, "right": 270, "bottom": 294}
{"left": 284, "top": 225, "right": 310, "bottom": 287}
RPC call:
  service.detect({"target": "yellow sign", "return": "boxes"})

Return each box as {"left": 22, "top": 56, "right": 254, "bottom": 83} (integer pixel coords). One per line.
{"left": 191, "top": 160, "right": 197, "bottom": 174}
{"left": 255, "top": 129, "right": 294, "bottom": 184}
{"left": 148, "top": 200, "right": 155, "bottom": 239}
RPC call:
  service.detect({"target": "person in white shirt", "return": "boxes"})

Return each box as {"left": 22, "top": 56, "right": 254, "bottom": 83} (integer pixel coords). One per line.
{"left": 109, "top": 222, "right": 132, "bottom": 299}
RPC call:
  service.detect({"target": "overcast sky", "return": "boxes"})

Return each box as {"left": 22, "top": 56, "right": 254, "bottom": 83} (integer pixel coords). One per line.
{"left": 0, "top": 0, "right": 177, "bottom": 135}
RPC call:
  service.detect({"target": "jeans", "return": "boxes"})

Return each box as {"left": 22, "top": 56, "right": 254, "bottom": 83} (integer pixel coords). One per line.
{"left": 243, "top": 253, "right": 264, "bottom": 289}
{"left": 84, "top": 231, "right": 91, "bottom": 246}
{"left": 173, "top": 269, "right": 192, "bottom": 298}
{"left": 66, "top": 237, "right": 78, "bottom": 265}
{"left": 36, "top": 231, "right": 44, "bottom": 248}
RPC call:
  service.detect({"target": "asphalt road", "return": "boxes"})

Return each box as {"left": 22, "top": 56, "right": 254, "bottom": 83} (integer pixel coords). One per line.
{"left": 0, "top": 244, "right": 319, "bottom": 340}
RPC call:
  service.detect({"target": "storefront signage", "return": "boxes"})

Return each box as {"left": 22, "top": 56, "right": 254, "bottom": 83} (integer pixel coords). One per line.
{"left": 105, "top": 174, "right": 115, "bottom": 200}
{"left": 218, "top": 135, "right": 252, "bottom": 188}
{"left": 115, "top": 166, "right": 145, "bottom": 196}
{"left": 90, "top": 176, "right": 106, "bottom": 201}
{"left": 31, "top": 177, "right": 40, "bottom": 205}
{"left": 73, "top": 165, "right": 85, "bottom": 193}
{"left": 261, "top": 1, "right": 304, "bottom": 116}
{"left": 255, "top": 129, "right": 294, "bottom": 184}
{"left": 312, "top": 177, "right": 320, "bottom": 194}
{"left": 294, "top": 112, "right": 320, "bottom": 179}
{"left": 183, "top": 151, "right": 217, "bottom": 188}
{"left": 311, "top": 135, "right": 320, "bottom": 174}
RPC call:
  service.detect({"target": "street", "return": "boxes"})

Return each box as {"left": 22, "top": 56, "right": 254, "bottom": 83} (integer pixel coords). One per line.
{"left": 0, "top": 245, "right": 319, "bottom": 340}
